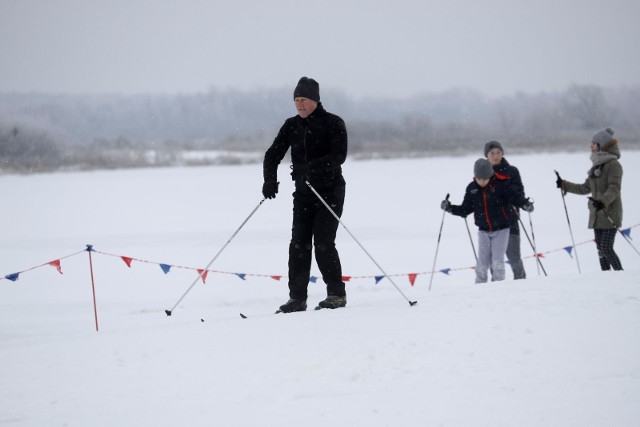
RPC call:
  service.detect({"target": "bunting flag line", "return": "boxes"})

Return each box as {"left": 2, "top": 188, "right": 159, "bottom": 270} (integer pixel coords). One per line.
{"left": 1, "top": 249, "right": 85, "bottom": 282}
{"left": 2, "top": 222, "right": 639, "bottom": 285}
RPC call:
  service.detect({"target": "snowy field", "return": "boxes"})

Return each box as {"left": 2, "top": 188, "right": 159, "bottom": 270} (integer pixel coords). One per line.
{"left": 1, "top": 151, "right": 639, "bottom": 426}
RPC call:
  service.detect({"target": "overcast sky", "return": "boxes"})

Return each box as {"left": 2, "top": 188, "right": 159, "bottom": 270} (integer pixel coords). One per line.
{"left": 1, "top": 0, "right": 639, "bottom": 98}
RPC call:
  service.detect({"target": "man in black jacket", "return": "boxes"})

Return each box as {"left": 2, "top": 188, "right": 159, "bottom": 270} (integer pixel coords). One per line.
{"left": 262, "top": 77, "right": 348, "bottom": 313}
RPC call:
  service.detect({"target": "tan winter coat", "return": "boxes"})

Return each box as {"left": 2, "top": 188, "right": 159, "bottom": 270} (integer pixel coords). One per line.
{"left": 563, "top": 140, "right": 623, "bottom": 229}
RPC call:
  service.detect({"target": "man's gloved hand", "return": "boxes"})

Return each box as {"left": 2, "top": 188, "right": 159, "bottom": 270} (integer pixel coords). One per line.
{"left": 290, "top": 164, "right": 310, "bottom": 183}
{"left": 440, "top": 199, "right": 452, "bottom": 212}
{"left": 521, "top": 198, "right": 535, "bottom": 213}
{"left": 590, "top": 197, "right": 605, "bottom": 211}
{"left": 555, "top": 176, "right": 563, "bottom": 189}
{"left": 262, "top": 181, "right": 279, "bottom": 199}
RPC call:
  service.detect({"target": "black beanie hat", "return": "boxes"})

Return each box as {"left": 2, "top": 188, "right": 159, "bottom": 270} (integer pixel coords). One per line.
{"left": 293, "top": 77, "right": 320, "bottom": 102}
{"left": 484, "top": 140, "right": 504, "bottom": 157}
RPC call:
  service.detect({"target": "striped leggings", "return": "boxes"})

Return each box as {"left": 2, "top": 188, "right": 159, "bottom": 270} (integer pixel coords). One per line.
{"left": 594, "top": 228, "right": 623, "bottom": 271}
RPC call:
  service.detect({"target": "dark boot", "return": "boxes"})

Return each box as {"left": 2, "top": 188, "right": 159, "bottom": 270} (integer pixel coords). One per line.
{"left": 276, "top": 298, "right": 307, "bottom": 314}
{"left": 315, "top": 295, "right": 347, "bottom": 310}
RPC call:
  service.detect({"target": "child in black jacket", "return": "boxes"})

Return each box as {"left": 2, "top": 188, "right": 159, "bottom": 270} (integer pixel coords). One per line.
{"left": 441, "top": 159, "right": 533, "bottom": 283}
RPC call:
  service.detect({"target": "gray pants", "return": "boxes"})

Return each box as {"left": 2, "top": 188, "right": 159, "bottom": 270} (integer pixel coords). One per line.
{"left": 506, "top": 233, "right": 526, "bottom": 280}
{"left": 476, "top": 228, "right": 510, "bottom": 283}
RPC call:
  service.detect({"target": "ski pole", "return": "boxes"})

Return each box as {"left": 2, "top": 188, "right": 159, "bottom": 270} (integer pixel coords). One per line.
{"left": 515, "top": 211, "right": 548, "bottom": 276}
{"left": 589, "top": 197, "right": 640, "bottom": 257}
{"left": 429, "top": 194, "right": 449, "bottom": 291}
{"left": 305, "top": 181, "right": 417, "bottom": 307}
{"left": 464, "top": 216, "right": 478, "bottom": 262}
{"left": 528, "top": 211, "right": 540, "bottom": 275}
{"left": 555, "top": 170, "right": 582, "bottom": 273}
{"left": 165, "top": 198, "right": 266, "bottom": 316}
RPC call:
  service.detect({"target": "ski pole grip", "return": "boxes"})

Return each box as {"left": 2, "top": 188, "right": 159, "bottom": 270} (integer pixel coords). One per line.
{"left": 445, "top": 193, "right": 450, "bottom": 201}
{"left": 554, "top": 170, "right": 561, "bottom": 179}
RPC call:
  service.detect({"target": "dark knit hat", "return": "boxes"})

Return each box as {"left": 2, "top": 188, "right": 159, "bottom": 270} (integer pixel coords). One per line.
{"left": 484, "top": 140, "right": 504, "bottom": 157}
{"left": 293, "top": 77, "right": 320, "bottom": 102}
{"left": 592, "top": 128, "right": 614, "bottom": 146}
{"left": 474, "top": 158, "right": 494, "bottom": 179}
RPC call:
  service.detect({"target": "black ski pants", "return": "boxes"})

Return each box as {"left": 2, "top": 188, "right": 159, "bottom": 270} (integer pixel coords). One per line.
{"left": 288, "top": 184, "right": 346, "bottom": 300}
{"left": 594, "top": 228, "right": 623, "bottom": 271}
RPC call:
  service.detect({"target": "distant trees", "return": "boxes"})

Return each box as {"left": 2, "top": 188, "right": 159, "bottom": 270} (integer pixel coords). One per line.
{"left": 1, "top": 84, "right": 638, "bottom": 173}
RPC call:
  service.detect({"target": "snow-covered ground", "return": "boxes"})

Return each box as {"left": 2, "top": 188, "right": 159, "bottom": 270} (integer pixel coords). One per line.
{"left": 1, "top": 151, "right": 639, "bottom": 426}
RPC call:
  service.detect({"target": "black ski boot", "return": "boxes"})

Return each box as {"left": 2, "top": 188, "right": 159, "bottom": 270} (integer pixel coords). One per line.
{"left": 315, "top": 295, "right": 347, "bottom": 310}
{"left": 275, "top": 298, "right": 307, "bottom": 314}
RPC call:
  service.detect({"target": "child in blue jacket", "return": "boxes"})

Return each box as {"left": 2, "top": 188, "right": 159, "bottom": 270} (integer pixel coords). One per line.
{"left": 441, "top": 158, "right": 534, "bottom": 283}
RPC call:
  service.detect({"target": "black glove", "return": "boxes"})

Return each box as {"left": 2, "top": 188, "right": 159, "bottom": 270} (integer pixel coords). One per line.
{"left": 555, "top": 176, "right": 563, "bottom": 189}
{"left": 590, "top": 197, "right": 605, "bottom": 211}
{"left": 290, "top": 164, "right": 310, "bottom": 183}
{"left": 262, "top": 181, "right": 279, "bottom": 199}
{"left": 440, "top": 199, "right": 452, "bottom": 212}
{"left": 521, "top": 198, "right": 534, "bottom": 213}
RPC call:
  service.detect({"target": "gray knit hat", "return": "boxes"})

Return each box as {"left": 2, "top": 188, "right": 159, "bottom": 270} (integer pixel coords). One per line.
{"left": 474, "top": 158, "right": 494, "bottom": 179}
{"left": 484, "top": 140, "right": 504, "bottom": 157}
{"left": 592, "top": 128, "right": 614, "bottom": 146}
{"left": 293, "top": 77, "right": 320, "bottom": 102}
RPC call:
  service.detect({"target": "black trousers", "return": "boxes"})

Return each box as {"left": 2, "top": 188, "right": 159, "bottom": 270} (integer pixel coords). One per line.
{"left": 288, "top": 184, "right": 346, "bottom": 300}
{"left": 594, "top": 228, "right": 623, "bottom": 271}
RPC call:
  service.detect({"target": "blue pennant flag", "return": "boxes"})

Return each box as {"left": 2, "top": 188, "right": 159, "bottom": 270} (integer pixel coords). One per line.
{"left": 309, "top": 276, "right": 318, "bottom": 283}
{"left": 440, "top": 268, "right": 451, "bottom": 275}
{"left": 563, "top": 246, "right": 574, "bottom": 258}
{"left": 622, "top": 228, "right": 631, "bottom": 238}
{"left": 374, "top": 275, "right": 385, "bottom": 284}
{"left": 235, "top": 273, "right": 246, "bottom": 281}
{"left": 159, "top": 264, "right": 172, "bottom": 274}
{"left": 5, "top": 272, "right": 20, "bottom": 281}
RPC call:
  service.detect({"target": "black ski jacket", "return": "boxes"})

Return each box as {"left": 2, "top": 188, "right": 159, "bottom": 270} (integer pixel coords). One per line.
{"left": 450, "top": 175, "right": 528, "bottom": 232}
{"left": 492, "top": 157, "right": 525, "bottom": 233}
{"left": 263, "top": 103, "right": 347, "bottom": 192}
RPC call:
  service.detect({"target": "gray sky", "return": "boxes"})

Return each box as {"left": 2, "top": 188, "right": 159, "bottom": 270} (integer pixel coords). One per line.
{"left": 1, "top": 0, "right": 639, "bottom": 98}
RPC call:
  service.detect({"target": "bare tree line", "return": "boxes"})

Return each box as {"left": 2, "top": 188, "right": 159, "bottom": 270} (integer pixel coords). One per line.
{"left": 1, "top": 84, "right": 638, "bottom": 173}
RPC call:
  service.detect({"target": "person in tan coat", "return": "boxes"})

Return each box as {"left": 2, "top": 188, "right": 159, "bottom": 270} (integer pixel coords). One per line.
{"left": 556, "top": 128, "right": 624, "bottom": 271}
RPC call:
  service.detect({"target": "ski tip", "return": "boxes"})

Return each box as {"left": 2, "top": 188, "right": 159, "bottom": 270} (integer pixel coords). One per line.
{"left": 165, "top": 310, "right": 172, "bottom": 317}
{"left": 240, "top": 313, "right": 247, "bottom": 319}
{"left": 409, "top": 301, "right": 418, "bottom": 306}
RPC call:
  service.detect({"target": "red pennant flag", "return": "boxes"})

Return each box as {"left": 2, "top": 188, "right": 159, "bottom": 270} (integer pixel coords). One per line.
{"left": 121, "top": 256, "right": 133, "bottom": 267}
{"left": 49, "top": 259, "right": 63, "bottom": 274}
{"left": 197, "top": 269, "right": 208, "bottom": 284}
{"left": 270, "top": 275, "right": 282, "bottom": 281}
{"left": 535, "top": 253, "right": 545, "bottom": 258}
{"left": 408, "top": 273, "right": 418, "bottom": 286}
{"left": 342, "top": 276, "right": 351, "bottom": 282}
